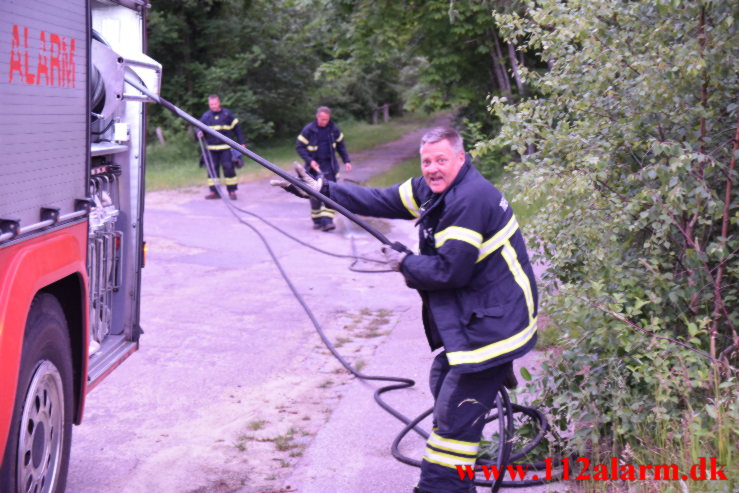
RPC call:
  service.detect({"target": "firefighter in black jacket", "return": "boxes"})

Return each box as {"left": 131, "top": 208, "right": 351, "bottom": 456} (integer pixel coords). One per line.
{"left": 197, "top": 94, "right": 245, "bottom": 200}
{"left": 274, "top": 127, "right": 537, "bottom": 493}
{"left": 295, "top": 106, "right": 352, "bottom": 231}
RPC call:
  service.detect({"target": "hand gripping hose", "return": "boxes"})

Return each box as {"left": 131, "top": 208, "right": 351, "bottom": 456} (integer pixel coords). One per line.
{"left": 129, "top": 75, "right": 558, "bottom": 491}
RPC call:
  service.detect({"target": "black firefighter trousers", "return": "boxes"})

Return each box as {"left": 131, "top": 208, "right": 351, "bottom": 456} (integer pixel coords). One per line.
{"left": 207, "top": 149, "right": 238, "bottom": 193}
{"left": 418, "top": 352, "right": 511, "bottom": 493}
{"left": 308, "top": 164, "right": 337, "bottom": 227}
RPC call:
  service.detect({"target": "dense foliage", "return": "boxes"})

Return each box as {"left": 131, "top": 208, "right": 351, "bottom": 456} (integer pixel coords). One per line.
{"left": 147, "top": 0, "right": 531, "bottom": 143}
{"left": 316, "top": 0, "right": 536, "bottom": 176}
{"left": 484, "top": 0, "right": 738, "bottom": 484}
{"left": 148, "top": 0, "right": 324, "bottom": 140}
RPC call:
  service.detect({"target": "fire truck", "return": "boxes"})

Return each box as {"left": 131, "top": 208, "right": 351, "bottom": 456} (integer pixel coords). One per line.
{"left": 0, "top": 1, "right": 160, "bottom": 491}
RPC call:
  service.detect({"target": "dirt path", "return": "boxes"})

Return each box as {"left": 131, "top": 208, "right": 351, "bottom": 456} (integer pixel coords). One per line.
{"left": 344, "top": 113, "right": 452, "bottom": 183}
{"left": 65, "top": 116, "right": 450, "bottom": 493}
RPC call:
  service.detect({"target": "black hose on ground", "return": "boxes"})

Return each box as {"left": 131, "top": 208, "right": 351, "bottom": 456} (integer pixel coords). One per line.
{"left": 197, "top": 140, "right": 557, "bottom": 489}
{"left": 135, "top": 72, "right": 560, "bottom": 489}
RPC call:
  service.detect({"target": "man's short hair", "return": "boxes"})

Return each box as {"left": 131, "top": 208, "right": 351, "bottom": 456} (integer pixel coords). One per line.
{"left": 316, "top": 106, "right": 332, "bottom": 115}
{"left": 420, "top": 127, "right": 464, "bottom": 154}
{"left": 208, "top": 94, "right": 220, "bottom": 101}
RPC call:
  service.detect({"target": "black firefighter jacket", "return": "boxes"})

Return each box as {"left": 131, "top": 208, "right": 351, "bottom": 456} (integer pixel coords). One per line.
{"left": 199, "top": 108, "right": 244, "bottom": 151}
{"left": 326, "top": 156, "right": 538, "bottom": 373}
{"left": 296, "top": 120, "right": 350, "bottom": 179}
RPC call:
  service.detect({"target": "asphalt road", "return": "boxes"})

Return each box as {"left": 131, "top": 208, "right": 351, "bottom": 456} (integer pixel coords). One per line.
{"left": 65, "top": 120, "right": 561, "bottom": 493}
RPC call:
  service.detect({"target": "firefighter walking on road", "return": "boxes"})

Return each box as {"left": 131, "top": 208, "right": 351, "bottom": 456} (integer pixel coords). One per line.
{"left": 295, "top": 106, "right": 352, "bottom": 231}
{"left": 197, "top": 94, "right": 246, "bottom": 200}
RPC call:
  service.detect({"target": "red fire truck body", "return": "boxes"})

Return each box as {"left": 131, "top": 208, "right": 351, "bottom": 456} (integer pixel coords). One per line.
{"left": 0, "top": 1, "right": 160, "bottom": 491}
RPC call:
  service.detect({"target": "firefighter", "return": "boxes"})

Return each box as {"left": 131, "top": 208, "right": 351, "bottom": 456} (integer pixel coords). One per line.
{"left": 197, "top": 94, "right": 246, "bottom": 200}
{"left": 295, "top": 106, "right": 352, "bottom": 231}
{"left": 274, "top": 127, "right": 537, "bottom": 493}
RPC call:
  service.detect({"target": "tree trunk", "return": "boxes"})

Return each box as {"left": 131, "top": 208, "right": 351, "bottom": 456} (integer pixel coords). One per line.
{"left": 507, "top": 42, "right": 527, "bottom": 97}
{"left": 488, "top": 29, "right": 511, "bottom": 96}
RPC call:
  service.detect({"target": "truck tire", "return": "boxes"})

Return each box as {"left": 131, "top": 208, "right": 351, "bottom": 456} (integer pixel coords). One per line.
{"left": 0, "top": 294, "right": 74, "bottom": 493}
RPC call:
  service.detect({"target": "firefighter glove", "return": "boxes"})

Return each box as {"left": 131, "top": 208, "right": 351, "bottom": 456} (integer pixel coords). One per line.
{"left": 381, "top": 243, "right": 410, "bottom": 272}
{"left": 294, "top": 163, "right": 324, "bottom": 194}
{"left": 271, "top": 163, "right": 324, "bottom": 199}
{"left": 270, "top": 179, "right": 309, "bottom": 198}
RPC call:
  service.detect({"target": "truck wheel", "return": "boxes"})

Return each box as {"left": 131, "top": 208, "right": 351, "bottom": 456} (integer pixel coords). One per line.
{"left": 0, "top": 294, "right": 74, "bottom": 493}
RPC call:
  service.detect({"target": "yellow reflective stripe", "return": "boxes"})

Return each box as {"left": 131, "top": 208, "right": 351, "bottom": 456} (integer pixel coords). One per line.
{"left": 501, "top": 240, "right": 535, "bottom": 317}
{"left": 423, "top": 447, "right": 477, "bottom": 470}
{"left": 398, "top": 179, "right": 420, "bottom": 218}
{"left": 207, "top": 178, "right": 219, "bottom": 186}
{"left": 207, "top": 144, "right": 231, "bottom": 151}
{"left": 297, "top": 134, "right": 309, "bottom": 145}
{"left": 307, "top": 145, "right": 318, "bottom": 151}
{"left": 435, "top": 226, "right": 482, "bottom": 250}
{"left": 477, "top": 216, "right": 519, "bottom": 263}
{"left": 224, "top": 177, "right": 238, "bottom": 185}
{"left": 223, "top": 118, "right": 239, "bottom": 130}
{"left": 428, "top": 432, "right": 479, "bottom": 455}
{"left": 209, "top": 124, "right": 226, "bottom": 130}
{"left": 319, "top": 206, "right": 335, "bottom": 218}
{"left": 336, "top": 132, "right": 344, "bottom": 142}
{"left": 447, "top": 317, "right": 537, "bottom": 366}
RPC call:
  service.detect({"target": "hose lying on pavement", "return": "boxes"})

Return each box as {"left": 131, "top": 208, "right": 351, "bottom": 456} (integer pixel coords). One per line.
{"left": 127, "top": 70, "right": 558, "bottom": 490}
{"left": 197, "top": 140, "right": 557, "bottom": 492}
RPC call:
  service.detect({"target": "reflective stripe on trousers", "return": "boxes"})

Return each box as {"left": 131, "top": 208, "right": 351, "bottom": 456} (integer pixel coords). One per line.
{"left": 418, "top": 352, "right": 510, "bottom": 493}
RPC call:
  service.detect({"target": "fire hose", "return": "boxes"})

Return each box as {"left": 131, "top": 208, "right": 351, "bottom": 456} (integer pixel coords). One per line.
{"left": 125, "top": 74, "right": 560, "bottom": 491}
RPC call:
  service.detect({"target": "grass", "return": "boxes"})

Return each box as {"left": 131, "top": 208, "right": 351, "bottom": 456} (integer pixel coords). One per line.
{"left": 145, "top": 112, "right": 439, "bottom": 192}
{"left": 247, "top": 419, "right": 268, "bottom": 431}
{"left": 270, "top": 427, "right": 308, "bottom": 453}
{"left": 334, "top": 336, "right": 352, "bottom": 348}
{"left": 234, "top": 432, "right": 256, "bottom": 452}
{"left": 365, "top": 157, "right": 420, "bottom": 188}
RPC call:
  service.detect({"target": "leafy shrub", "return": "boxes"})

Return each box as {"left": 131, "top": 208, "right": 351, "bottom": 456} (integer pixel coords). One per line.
{"left": 489, "top": 1, "right": 738, "bottom": 489}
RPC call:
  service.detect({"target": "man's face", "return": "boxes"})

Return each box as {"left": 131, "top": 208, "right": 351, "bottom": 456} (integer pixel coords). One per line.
{"left": 420, "top": 139, "right": 466, "bottom": 193}
{"left": 208, "top": 97, "right": 221, "bottom": 112}
{"left": 316, "top": 111, "right": 330, "bottom": 127}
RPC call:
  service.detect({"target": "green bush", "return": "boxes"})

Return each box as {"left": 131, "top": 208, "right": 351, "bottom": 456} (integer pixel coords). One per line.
{"left": 489, "top": 1, "right": 738, "bottom": 489}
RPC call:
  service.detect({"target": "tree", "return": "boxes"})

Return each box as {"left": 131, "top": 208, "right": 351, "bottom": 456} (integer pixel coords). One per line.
{"left": 488, "top": 0, "right": 738, "bottom": 475}
{"left": 315, "top": 1, "right": 535, "bottom": 121}
{"left": 147, "top": 0, "right": 322, "bottom": 139}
